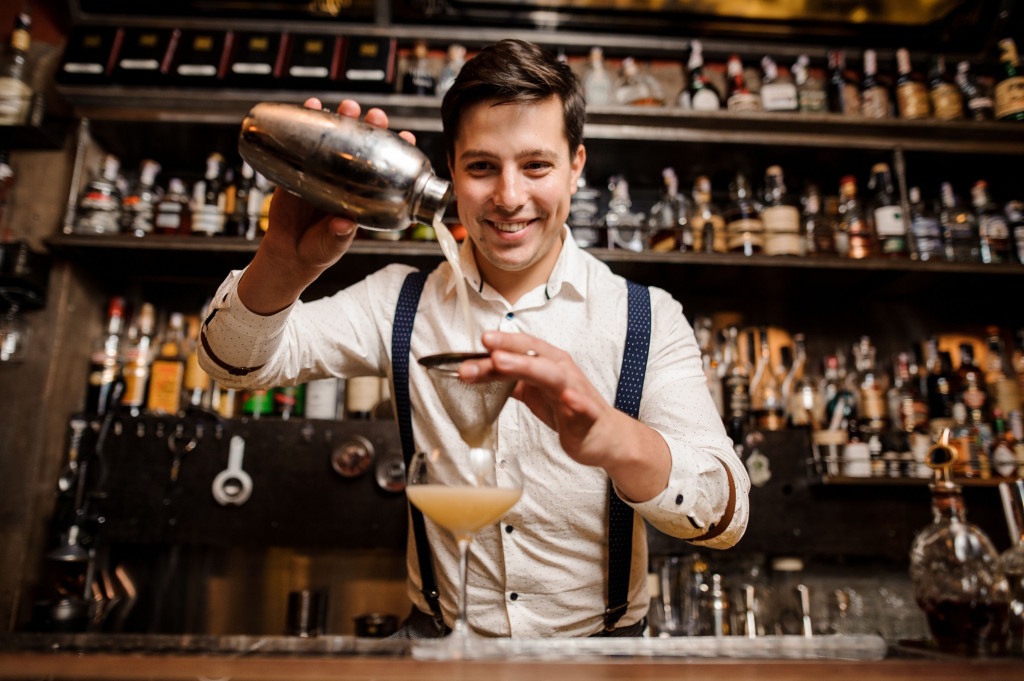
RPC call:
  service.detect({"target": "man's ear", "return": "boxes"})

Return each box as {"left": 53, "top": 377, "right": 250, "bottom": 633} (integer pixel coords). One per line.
{"left": 570, "top": 144, "right": 587, "bottom": 194}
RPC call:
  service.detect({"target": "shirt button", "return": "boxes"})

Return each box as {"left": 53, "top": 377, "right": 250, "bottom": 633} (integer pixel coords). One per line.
{"left": 505, "top": 525, "right": 514, "bottom": 533}
{"left": 505, "top": 312, "right": 514, "bottom": 320}
{"left": 675, "top": 494, "right": 684, "bottom": 505}
{"left": 510, "top": 593, "right": 518, "bottom": 601}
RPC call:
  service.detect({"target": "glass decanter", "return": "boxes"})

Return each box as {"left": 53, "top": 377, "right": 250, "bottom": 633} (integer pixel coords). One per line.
{"left": 999, "top": 480, "right": 1024, "bottom": 656}
{"left": 909, "top": 429, "right": 1009, "bottom": 656}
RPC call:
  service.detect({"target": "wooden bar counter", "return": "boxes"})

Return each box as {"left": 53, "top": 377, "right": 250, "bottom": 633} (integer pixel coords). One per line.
{"left": 0, "top": 634, "right": 1020, "bottom": 681}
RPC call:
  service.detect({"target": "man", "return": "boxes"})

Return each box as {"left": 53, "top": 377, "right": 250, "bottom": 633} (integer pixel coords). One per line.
{"left": 199, "top": 39, "right": 749, "bottom": 638}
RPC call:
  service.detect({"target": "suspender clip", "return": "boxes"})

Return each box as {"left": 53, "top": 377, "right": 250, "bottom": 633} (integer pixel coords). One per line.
{"left": 603, "top": 601, "right": 630, "bottom": 631}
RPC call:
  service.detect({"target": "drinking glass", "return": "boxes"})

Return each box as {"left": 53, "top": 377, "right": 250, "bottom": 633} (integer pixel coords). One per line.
{"left": 406, "top": 447, "right": 523, "bottom": 658}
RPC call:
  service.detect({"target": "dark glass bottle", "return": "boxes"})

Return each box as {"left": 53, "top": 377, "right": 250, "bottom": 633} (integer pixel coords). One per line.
{"left": 995, "top": 38, "right": 1024, "bottom": 121}
{"left": 826, "top": 48, "right": 859, "bottom": 116}
{"left": 928, "top": 55, "right": 964, "bottom": 121}
{"left": 955, "top": 60, "right": 994, "bottom": 121}
{"left": 896, "top": 48, "right": 930, "bottom": 120}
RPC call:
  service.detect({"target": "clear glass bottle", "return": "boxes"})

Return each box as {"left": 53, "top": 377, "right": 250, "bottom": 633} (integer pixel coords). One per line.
{"left": 750, "top": 327, "right": 785, "bottom": 431}
{"left": 910, "top": 430, "right": 1009, "bottom": 656}
{"left": 908, "top": 186, "right": 944, "bottom": 261}
{"left": 602, "top": 175, "right": 645, "bottom": 252}
{"left": 956, "top": 60, "right": 994, "bottom": 121}
{"left": 760, "top": 56, "right": 797, "bottom": 112}
{"left": 971, "top": 180, "right": 1012, "bottom": 264}
{"left": 928, "top": 55, "right": 964, "bottom": 121}
{"left": 691, "top": 175, "right": 725, "bottom": 253}
{"left": 614, "top": 56, "right": 664, "bottom": 106}
{"left": 568, "top": 174, "right": 603, "bottom": 249}
{"left": 85, "top": 296, "right": 126, "bottom": 415}
{"left": 121, "top": 159, "right": 162, "bottom": 237}
{"left": 725, "top": 172, "right": 764, "bottom": 256}
{"left": 0, "top": 10, "right": 33, "bottom": 126}
{"left": 760, "top": 165, "right": 802, "bottom": 256}
{"left": 826, "top": 48, "right": 859, "bottom": 116}
{"left": 679, "top": 40, "right": 720, "bottom": 111}
{"left": 985, "top": 329, "right": 1021, "bottom": 422}
{"left": 792, "top": 54, "right": 827, "bottom": 113}
{"left": 120, "top": 302, "right": 156, "bottom": 417}
{"left": 998, "top": 480, "right": 1024, "bottom": 655}
{"left": 647, "top": 167, "right": 691, "bottom": 252}
{"left": 995, "top": 38, "right": 1024, "bottom": 121}
{"left": 154, "top": 177, "right": 192, "bottom": 236}
{"left": 582, "top": 46, "right": 613, "bottom": 107}
{"left": 401, "top": 40, "right": 436, "bottom": 96}
{"left": 75, "top": 154, "right": 123, "bottom": 235}
{"left": 837, "top": 175, "right": 874, "bottom": 259}
{"left": 896, "top": 47, "right": 931, "bottom": 120}
{"left": 867, "top": 162, "right": 907, "bottom": 258}
{"left": 860, "top": 49, "right": 891, "bottom": 119}
{"left": 939, "top": 181, "right": 980, "bottom": 263}
{"left": 801, "top": 184, "right": 836, "bottom": 256}
{"left": 436, "top": 43, "right": 466, "bottom": 97}
{"left": 726, "top": 54, "right": 761, "bottom": 112}
{"left": 722, "top": 325, "right": 751, "bottom": 443}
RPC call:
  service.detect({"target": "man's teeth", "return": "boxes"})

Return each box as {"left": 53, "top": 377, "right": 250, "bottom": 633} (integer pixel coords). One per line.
{"left": 493, "top": 221, "right": 528, "bottom": 233}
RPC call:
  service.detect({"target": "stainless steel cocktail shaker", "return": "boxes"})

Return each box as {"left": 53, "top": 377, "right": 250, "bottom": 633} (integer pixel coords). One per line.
{"left": 238, "top": 102, "right": 452, "bottom": 231}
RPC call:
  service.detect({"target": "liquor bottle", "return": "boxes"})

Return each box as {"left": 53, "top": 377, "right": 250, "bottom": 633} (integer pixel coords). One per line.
{"left": 582, "top": 47, "right": 613, "bottom": 106}
{"left": 792, "top": 54, "right": 827, "bottom": 113}
{"left": 995, "top": 38, "right": 1024, "bottom": 121}
{"left": 750, "top": 327, "right": 785, "bottom": 431}
{"left": 760, "top": 165, "right": 801, "bottom": 256}
{"left": 836, "top": 175, "right": 874, "bottom": 259}
{"left": 759, "top": 56, "right": 797, "bottom": 112}
{"left": 971, "top": 180, "right": 1012, "bottom": 264}
{"left": 154, "top": 178, "right": 192, "bottom": 236}
{"left": 691, "top": 175, "right": 725, "bottom": 253}
{"left": 801, "top": 184, "right": 836, "bottom": 256}
{"left": 346, "top": 375, "right": 381, "bottom": 420}
{"left": 955, "top": 60, "right": 994, "bottom": 121}
{"left": 910, "top": 430, "right": 1009, "bottom": 656}
{"left": 725, "top": 55, "right": 761, "bottom": 112}
{"left": 907, "top": 186, "right": 944, "bottom": 261}
{"left": 925, "top": 343, "right": 956, "bottom": 428}
{"left": 241, "top": 388, "right": 274, "bottom": 418}
{"left": 957, "top": 342, "right": 991, "bottom": 430}
{"left": 860, "top": 49, "right": 891, "bottom": 119}
{"left": 121, "top": 159, "right": 162, "bottom": 237}
{"left": 787, "top": 334, "right": 823, "bottom": 428}
{"left": 998, "top": 480, "right": 1024, "bottom": 655}
{"left": 823, "top": 353, "right": 857, "bottom": 431}
{"left": 85, "top": 296, "right": 126, "bottom": 415}
{"left": 402, "top": 40, "right": 436, "bottom": 96}
{"left": 192, "top": 153, "right": 226, "bottom": 236}
{"left": 895, "top": 48, "right": 930, "bottom": 120}
{"left": 990, "top": 415, "right": 1018, "bottom": 478}
{"left": 985, "top": 329, "right": 1021, "bottom": 421}
{"left": 304, "top": 377, "right": 341, "bottom": 420}
{"left": 693, "top": 318, "right": 723, "bottom": 418}
{"left": 891, "top": 351, "right": 929, "bottom": 435}
{"left": 928, "top": 55, "right": 964, "bottom": 121}
{"left": 120, "top": 302, "right": 156, "bottom": 417}
{"left": 724, "top": 172, "right": 764, "bottom": 256}
{"left": 183, "top": 316, "right": 211, "bottom": 410}
{"left": 614, "top": 57, "right": 664, "bottom": 106}
{"left": 568, "top": 174, "right": 603, "bottom": 248}
{"left": 146, "top": 312, "right": 187, "bottom": 415}
{"left": 1006, "top": 200, "right": 1024, "bottom": 265}
{"left": 0, "top": 150, "right": 12, "bottom": 241}
{"left": 74, "top": 154, "right": 123, "bottom": 235}
{"left": 679, "top": 40, "right": 720, "bottom": 111}
{"left": 1015, "top": 330, "right": 1024, "bottom": 413}
{"left": 646, "top": 167, "right": 691, "bottom": 252}
{"left": 852, "top": 336, "right": 888, "bottom": 434}
{"left": 274, "top": 384, "right": 304, "bottom": 419}
{"left": 0, "top": 9, "right": 33, "bottom": 126}
{"left": 867, "top": 162, "right": 907, "bottom": 257}
{"left": 939, "top": 182, "right": 980, "bottom": 263}
{"left": 721, "top": 326, "right": 751, "bottom": 442}
{"left": 826, "top": 48, "right": 859, "bottom": 116}
{"left": 224, "top": 162, "right": 254, "bottom": 238}
{"left": 436, "top": 43, "right": 465, "bottom": 97}
{"left": 602, "top": 175, "right": 645, "bottom": 252}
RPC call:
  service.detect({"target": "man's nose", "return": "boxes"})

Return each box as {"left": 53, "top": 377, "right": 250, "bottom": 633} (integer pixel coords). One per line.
{"left": 493, "top": 170, "right": 524, "bottom": 210}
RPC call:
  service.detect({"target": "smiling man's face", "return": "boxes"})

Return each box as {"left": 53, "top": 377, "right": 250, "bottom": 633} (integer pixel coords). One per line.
{"left": 449, "top": 95, "right": 586, "bottom": 300}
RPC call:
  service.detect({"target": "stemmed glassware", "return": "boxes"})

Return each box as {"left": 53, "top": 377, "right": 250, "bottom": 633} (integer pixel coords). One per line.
{"left": 407, "top": 352, "right": 522, "bottom": 658}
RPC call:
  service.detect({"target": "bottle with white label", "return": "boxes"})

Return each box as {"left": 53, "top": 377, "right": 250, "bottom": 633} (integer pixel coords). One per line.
{"left": 972, "top": 180, "right": 1012, "bottom": 264}
{"left": 121, "top": 159, "right": 162, "bottom": 237}
{"left": 305, "top": 377, "right": 341, "bottom": 420}
{"left": 860, "top": 49, "right": 891, "bottom": 119}
{"left": 75, "top": 154, "right": 123, "bottom": 235}
{"left": 154, "top": 178, "right": 192, "bottom": 236}
{"left": 759, "top": 56, "right": 797, "bottom": 112}
{"left": 867, "top": 162, "right": 907, "bottom": 258}
{"left": 679, "top": 40, "right": 720, "bottom": 111}
{"left": 191, "top": 153, "right": 226, "bottom": 236}
{"left": 582, "top": 46, "right": 613, "bottom": 106}
{"left": 792, "top": 55, "right": 827, "bottom": 113}
{"left": 907, "top": 186, "right": 943, "bottom": 262}
{"left": 760, "top": 165, "right": 802, "bottom": 256}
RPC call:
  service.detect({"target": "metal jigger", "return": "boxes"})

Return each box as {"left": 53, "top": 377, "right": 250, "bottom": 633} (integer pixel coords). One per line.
{"left": 418, "top": 352, "right": 516, "bottom": 451}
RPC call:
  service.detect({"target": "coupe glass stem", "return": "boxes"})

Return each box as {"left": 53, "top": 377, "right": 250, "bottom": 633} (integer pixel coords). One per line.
{"left": 453, "top": 536, "right": 472, "bottom": 637}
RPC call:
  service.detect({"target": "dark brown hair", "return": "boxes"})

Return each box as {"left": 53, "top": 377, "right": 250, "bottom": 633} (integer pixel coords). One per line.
{"left": 440, "top": 39, "right": 585, "bottom": 164}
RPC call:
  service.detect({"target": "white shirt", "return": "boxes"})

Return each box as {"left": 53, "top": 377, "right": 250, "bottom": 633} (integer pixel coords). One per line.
{"left": 199, "top": 227, "right": 750, "bottom": 638}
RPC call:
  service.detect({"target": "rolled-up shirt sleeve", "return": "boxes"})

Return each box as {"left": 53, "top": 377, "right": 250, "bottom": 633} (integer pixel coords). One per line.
{"left": 622, "top": 288, "right": 751, "bottom": 550}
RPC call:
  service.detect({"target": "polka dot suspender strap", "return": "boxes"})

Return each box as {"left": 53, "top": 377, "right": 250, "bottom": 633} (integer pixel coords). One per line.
{"left": 605, "top": 279, "right": 651, "bottom": 631}
{"left": 392, "top": 270, "right": 444, "bottom": 626}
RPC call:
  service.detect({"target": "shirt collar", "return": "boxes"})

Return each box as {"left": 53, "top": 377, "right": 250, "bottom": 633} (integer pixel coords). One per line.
{"left": 441, "top": 225, "right": 589, "bottom": 304}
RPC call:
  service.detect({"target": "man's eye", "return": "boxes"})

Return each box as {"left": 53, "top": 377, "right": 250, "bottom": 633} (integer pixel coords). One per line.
{"left": 525, "top": 162, "right": 551, "bottom": 172}
{"left": 466, "top": 162, "right": 492, "bottom": 172}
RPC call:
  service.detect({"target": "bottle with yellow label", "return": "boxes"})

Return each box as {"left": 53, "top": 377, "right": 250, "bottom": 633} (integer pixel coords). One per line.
{"left": 147, "top": 312, "right": 186, "bottom": 415}
{"left": 995, "top": 38, "right": 1024, "bottom": 121}
{"left": 895, "top": 48, "right": 930, "bottom": 120}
